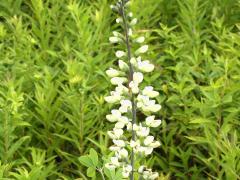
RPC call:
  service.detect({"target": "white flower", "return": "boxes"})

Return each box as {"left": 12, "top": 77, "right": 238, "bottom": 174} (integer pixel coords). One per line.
{"left": 105, "top": 163, "right": 116, "bottom": 170}
{"left": 119, "top": 99, "right": 132, "bottom": 113}
{"left": 144, "top": 136, "right": 154, "bottom": 146}
{"left": 110, "top": 5, "right": 116, "bottom": 10}
{"left": 116, "top": 51, "right": 126, "bottom": 58}
{"left": 149, "top": 141, "right": 161, "bottom": 148}
{"left": 142, "top": 169, "right": 159, "bottom": 179}
{"left": 116, "top": 17, "right": 123, "bottom": 23}
{"left": 130, "top": 140, "right": 140, "bottom": 148}
{"left": 137, "top": 60, "right": 154, "bottom": 73}
{"left": 135, "top": 36, "right": 145, "bottom": 43}
{"left": 130, "top": 18, "right": 137, "bottom": 26}
{"left": 107, "top": 128, "right": 123, "bottom": 139}
{"left": 111, "top": 157, "right": 120, "bottom": 166}
{"left": 149, "top": 104, "right": 161, "bottom": 113}
{"left": 128, "top": 28, "right": 133, "bottom": 36}
{"left": 115, "top": 84, "right": 129, "bottom": 95}
{"left": 128, "top": 12, "right": 133, "bottom": 17}
{"left": 135, "top": 45, "right": 148, "bottom": 54}
{"left": 138, "top": 166, "right": 147, "bottom": 173}
{"left": 122, "top": 165, "right": 132, "bottom": 178}
{"left": 130, "top": 57, "right": 137, "bottom": 66}
{"left": 111, "top": 77, "right": 127, "bottom": 85}
{"left": 136, "top": 125, "right": 150, "bottom": 137}
{"left": 133, "top": 124, "right": 140, "bottom": 131}
{"left": 141, "top": 100, "right": 161, "bottom": 113}
{"left": 143, "top": 147, "right": 154, "bottom": 155}
{"left": 104, "top": 91, "right": 122, "bottom": 103}
{"left": 106, "top": 109, "right": 121, "bottom": 122}
{"left": 137, "top": 101, "right": 143, "bottom": 108}
{"left": 118, "top": 116, "right": 129, "bottom": 124}
{"left": 113, "top": 31, "right": 121, "bottom": 37}
{"left": 118, "top": 60, "right": 129, "bottom": 71}
{"left": 142, "top": 86, "right": 159, "bottom": 98}
{"left": 113, "top": 139, "right": 125, "bottom": 147}
{"left": 109, "top": 146, "right": 121, "bottom": 151}
{"left": 117, "top": 148, "right": 128, "bottom": 158}
{"left": 109, "top": 36, "right": 121, "bottom": 43}
{"left": 106, "top": 68, "right": 121, "bottom": 77}
{"left": 149, "top": 172, "right": 159, "bottom": 180}
{"left": 133, "top": 72, "right": 143, "bottom": 84}
{"left": 146, "top": 116, "right": 161, "bottom": 127}
{"left": 137, "top": 94, "right": 150, "bottom": 104}
{"left": 129, "top": 81, "right": 139, "bottom": 94}
{"left": 126, "top": 122, "right": 132, "bottom": 131}
{"left": 115, "top": 121, "right": 125, "bottom": 129}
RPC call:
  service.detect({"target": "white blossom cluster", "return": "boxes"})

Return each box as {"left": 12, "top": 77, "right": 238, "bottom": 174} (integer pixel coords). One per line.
{"left": 105, "top": 1, "right": 161, "bottom": 179}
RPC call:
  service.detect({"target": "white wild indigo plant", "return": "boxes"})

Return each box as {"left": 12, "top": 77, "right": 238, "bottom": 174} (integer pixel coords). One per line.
{"left": 104, "top": 0, "right": 161, "bottom": 179}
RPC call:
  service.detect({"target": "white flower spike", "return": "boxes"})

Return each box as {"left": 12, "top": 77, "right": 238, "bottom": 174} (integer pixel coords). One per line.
{"left": 105, "top": 2, "right": 161, "bottom": 179}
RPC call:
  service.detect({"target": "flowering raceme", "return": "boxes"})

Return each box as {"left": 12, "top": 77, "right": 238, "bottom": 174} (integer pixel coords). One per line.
{"left": 104, "top": 1, "right": 161, "bottom": 179}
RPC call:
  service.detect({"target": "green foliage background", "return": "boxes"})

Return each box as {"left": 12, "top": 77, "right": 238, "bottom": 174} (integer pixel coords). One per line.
{"left": 0, "top": 0, "right": 240, "bottom": 179}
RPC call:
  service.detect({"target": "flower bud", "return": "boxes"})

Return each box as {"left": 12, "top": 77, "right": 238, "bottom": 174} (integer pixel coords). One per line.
{"left": 115, "top": 84, "right": 129, "bottom": 94}
{"left": 128, "top": 12, "right": 133, "bottom": 17}
{"left": 142, "top": 86, "right": 159, "bottom": 98}
{"left": 118, "top": 148, "right": 128, "bottom": 158}
{"left": 149, "top": 172, "right": 159, "bottom": 179}
{"left": 109, "top": 146, "right": 121, "bottom": 151}
{"left": 130, "top": 18, "right": 138, "bottom": 26}
{"left": 106, "top": 68, "right": 121, "bottom": 77}
{"left": 146, "top": 116, "right": 161, "bottom": 128}
{"left": 113, "top": 31, "right": 121, "bottom": 37}
{"left": 105, "top": 163, "right": 116, "bottom": 170}
{"left": 144, "top": 147, "right": 153, "bottom": 155}
{"left": 144, "top": 136, "right": 154, "bottom": 146}
{"left": 133, "top": 72, "right": 143, "bottom": 84}
{"left": 116, "top": 17, "right": 123, "bottom": 23}
{"left": 115, "top": 121, "right": 125, "bottom": 129}
{"left": 135, "top": 45, "right": 148, "bottom": 54}
{"left": 128, "top": 28, "right": 133, "bottom": 36}
{"left": 130, "top": 57, "right": 137, "bottom": 66}
{"left": 149, "top": 141, "right": 161, "bottom": 148}
{"left": 138, "top": 166, "right": 146, "bottom": 173}
{"left": 111, "top": 77, "right": 127, "bottom": 85}
{"left": 150, "top": 104, "right": 161, "bottom": 112}
{"left": 129, "top": 81, "right": 139, "bottom": 94}
{"left": 106, "top": 109, "right": 121, "bottom": 122}
{"left": 109, "top": 36, "right": 121, "bottom": 43}
{"left": 138, "top": 60, "right": 154, "bottom": 72}
{"left": 113, "top": 139, "right": 125, "bottom": 147}
{"left": 126, "top": 122, "right": 132, "bottom": 131}
{"left": 136, "top": 126, "right": 150, "bottom": 137}
{"left": 122, "top": 165, "right": 132, "bottom": 178}
{"left": 135, "top": 36, "right": 145, "bottom": 43}
{"left": 118, "top": 116, "right": 129, "bottom": 124}
{"left": 104, "top": 94, "right": 121, "bottom": 103}
{"left": 108, "top": 129, "right": 123, "bottom": 139}
{"left": 116, "top": 51, "right": 126, "bottom": 58}
{"left": 111, "top": 157, "right": 120, "bottom": 166}
{"left": 130, "top": 140, "right": 140, "bottom": 148}
{"left": 118, "top": 60, "right": 129, "bottom": 71}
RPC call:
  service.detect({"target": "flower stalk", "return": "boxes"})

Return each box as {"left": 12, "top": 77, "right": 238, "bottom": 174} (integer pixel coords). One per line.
{"left": 105, "top": 1, "right": 161, "bottom": 179}
{"left": 120, "top": 1, "right": 136, "bottom": 179}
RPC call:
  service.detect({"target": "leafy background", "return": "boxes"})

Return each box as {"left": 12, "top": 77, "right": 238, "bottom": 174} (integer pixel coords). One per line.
{"left": 0, "top": 0, "right": 240, "bottom": 179}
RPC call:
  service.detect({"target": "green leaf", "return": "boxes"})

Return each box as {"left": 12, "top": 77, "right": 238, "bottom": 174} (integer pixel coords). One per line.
{"left": 89, "top": 148, "right": 98, "bottom": 167}
{"left": 79, "top": 156, "right": 94, "bottom": 168}
{"left": 87, "top": 167, "right": 96, "bottom": 178}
